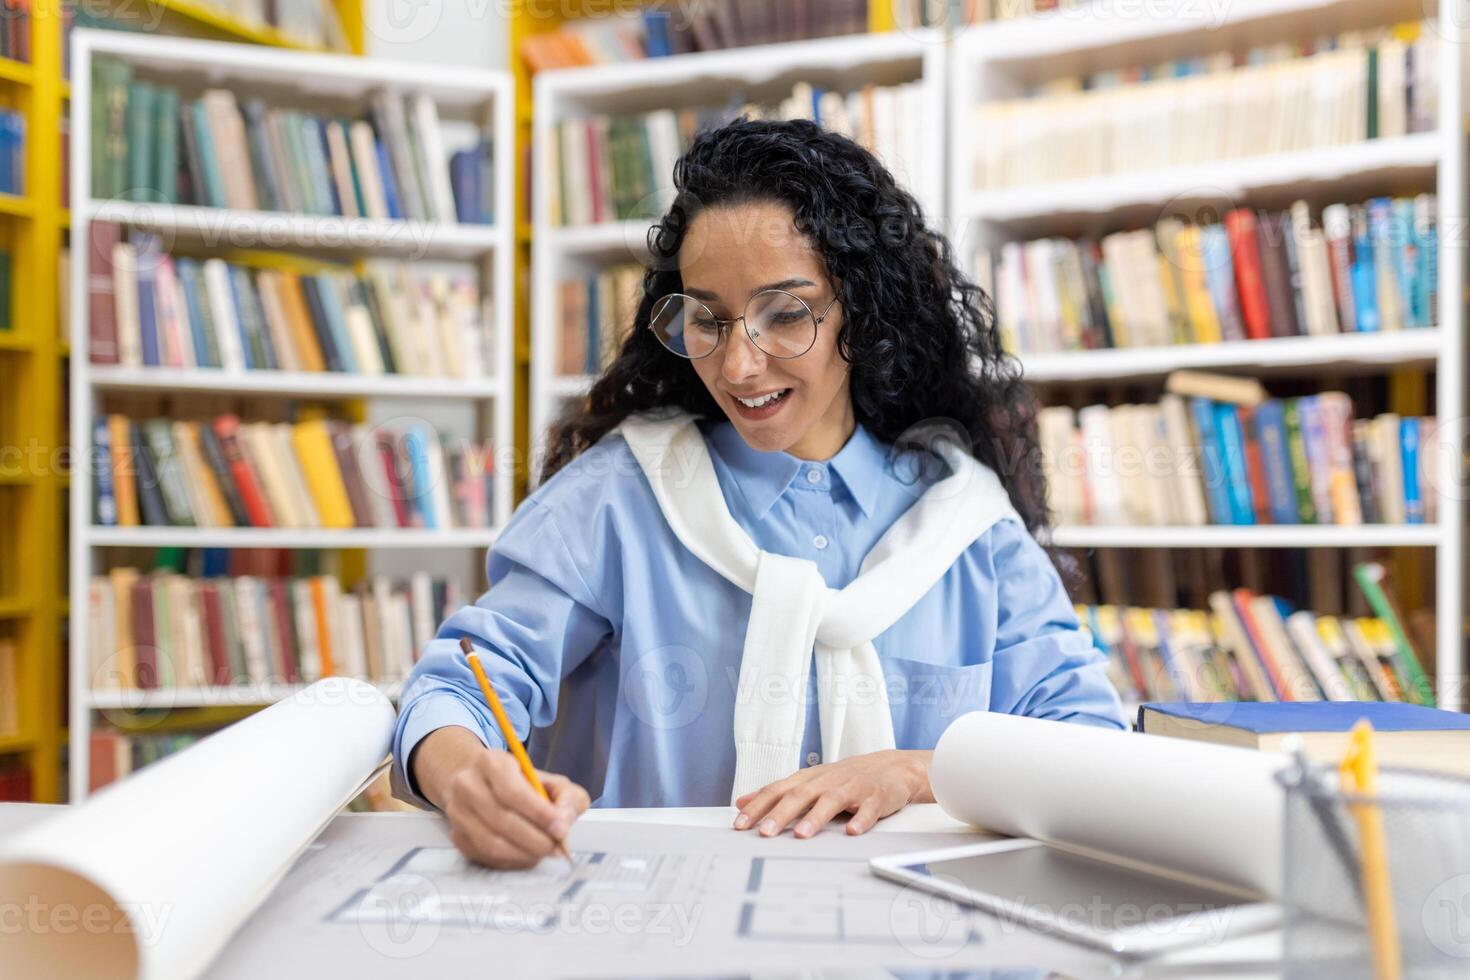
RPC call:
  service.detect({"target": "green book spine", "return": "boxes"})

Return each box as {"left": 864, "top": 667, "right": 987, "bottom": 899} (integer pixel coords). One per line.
{"left": 189, "top": 99, "right": 227, "bottom": 208}
{"left": 1283, "top": 399, "right": 1317, "bottom": 524}
{"left": 1352, "top": 563, "right": 1435, "bottom": 706}
{"left": 1366, "top": 46, "right": 1379, "bottom": 140}
{"left": 105, "top": 60, "right": 133, "bottom": 200}
{"left": 153, "top": 87, "right": 179, "bottom": 204}
{"left": 125, "top": 81, "right": 155, "bottom": 202}
{"left": 339, "top": 118, "right": 367, "bottom": 217}
{"left": 635, "top": 118, "right": 656, "bottom": 220}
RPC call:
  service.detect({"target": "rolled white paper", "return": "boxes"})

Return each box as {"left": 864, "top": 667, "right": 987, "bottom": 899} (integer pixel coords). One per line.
{"left": 0, "top": 678, "right": 395, "bottom": 980}
{"left": 930, "top": 711, "right": 1288, "bottom": 897}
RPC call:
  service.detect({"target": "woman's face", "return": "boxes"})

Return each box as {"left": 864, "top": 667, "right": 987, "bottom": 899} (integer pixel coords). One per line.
{"left": 678, "top": 200, "right": 854, "bottom": 459}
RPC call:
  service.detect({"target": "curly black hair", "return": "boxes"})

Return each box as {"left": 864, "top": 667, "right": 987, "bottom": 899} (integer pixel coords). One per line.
{"left": 542, "top": 116, "right": 1051, "bottom": 538}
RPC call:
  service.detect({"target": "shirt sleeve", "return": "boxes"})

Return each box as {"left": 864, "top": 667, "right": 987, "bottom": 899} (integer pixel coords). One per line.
{"left": 985, "top": 519, "right": 1127, "bottom": 730}
{"left": 390, "top": 497, "right": 614, "bottom": 808}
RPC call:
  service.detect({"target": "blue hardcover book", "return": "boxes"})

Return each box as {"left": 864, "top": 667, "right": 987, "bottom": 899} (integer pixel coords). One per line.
{"left": 310, "top": 116, "right": 342, "bottom": 216}
{"left": 226, "top": 267, "right": 266, "bottom": 370}
{"left": 374, "top": 138, "right": 402, "bottom": 220}
{"left": 311, "top": 274, "right": 359, "bottom": 373}
{"left": 643, "top": 10, "right": 671, "bottom": 57}
{"left": 1350, "top": 206, "right": 1380, "bottom": 332}
{"left": 1391, "top": 198, "right": 1422, "bottom": 328}
{"left": 1189, "top": 398, "right": 1233, "bottom": 525}
{"left": 173, "top": 258, "right": 217, "bottom": 368}
{"left": 1253, "top": 399, "right": 1299, "bottom": 525}
{"left": 136, "top": 254, "right": 161, "bottom": 367}
{"left": 449, "top": 148, "right": 479, "bottom": 224}
{"left": 1213, "top": 402, "right": 1256, "bottom": 525}
{"left": 1416, "top": 195, "right": 1437, "bottom": 327}
{"left": 1401, "top": 417, "right": 1423, "bottom": 524}
{"left": 1200, "top": 224, "right": 1246, "bottom": 341}
{"left": 1138, "top": 700, "right": 1470, "bottom": 735}
{"left": 93, "top": 416, "right": 117, "bottom": 526}
{"left": 232, "top": 267, "right": 278, "bottom": 370}
{"left": 404, "top": 426, "right": 436, "bottom": 529}
{"left": 200, "top": 548, "right": 229, "bottom": 578}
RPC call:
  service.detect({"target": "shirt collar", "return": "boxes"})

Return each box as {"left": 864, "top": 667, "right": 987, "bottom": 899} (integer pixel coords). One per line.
{"left": 704, "top": 419, "right": 886, "bottom": 519}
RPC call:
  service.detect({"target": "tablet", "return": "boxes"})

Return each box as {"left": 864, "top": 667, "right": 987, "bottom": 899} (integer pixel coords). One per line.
{"left": 870, "top": 838, "right": 1279, "bottom": 957}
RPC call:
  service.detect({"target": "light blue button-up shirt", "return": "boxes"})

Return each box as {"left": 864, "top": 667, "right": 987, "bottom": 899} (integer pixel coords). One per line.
{"left": 392, "top": 418, "right": 1126, "bottom": 808}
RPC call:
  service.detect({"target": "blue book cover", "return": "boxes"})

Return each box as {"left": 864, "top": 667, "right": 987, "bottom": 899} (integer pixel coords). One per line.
{"left": 1350, "top": 207, "right": 1380, "bottom": 332}
{"left": 449, "top": 148, "right": 478, "bottom": 224}
{"left": 1213, "top": 402, "right": 1255, "bottom": 525}
{"left": 1140, "top": 700, "right": 1470, "bottom": 733}
{"left": 232, "top": 267, "right": 278, "bottom": 370}
{"left": 1391, "top": 198, "right": 1421, "bottom": 328}
{"left": 374, "top": 138, "right": 401, "bottom": 220}
{"left": 1402, "top": 417, "right": 1423, "bottom": 524}
{"left": 200, "top": 548, "right": 229, "bottom": 577}
{"left": 1189, "top": 398, "right": 1233, "bottom": 524}
{"left": 1252, "top": 399, "right": 1298, "bottom": 525}
{"left": 310, "top": 116, "right": 342, "bottom": 216}
{"left": 93, "top": 416, "right": 117, "bottom": 526}
{"left": 1417, "top": 197, "right": 1437, "bottom": 327}
{"left": 404, "top": 427, "right": 436, "bottom": 529}
{"left": 173, "top": 258, "right": 217, "bottom": 368}
{"left": 225, "top": 267, "right": 263, "bottom": 370}
{"left": 643, "top": 10, "right": 671, "bottom": 56}
{"left": 136, "top": 256, "right": 161, "bottom": 367}
{"left": 311, "top": 274, "right": 358, "bottom": 373}
{"left": 1200, "top": 224, "right": 1245, "bottom": 341}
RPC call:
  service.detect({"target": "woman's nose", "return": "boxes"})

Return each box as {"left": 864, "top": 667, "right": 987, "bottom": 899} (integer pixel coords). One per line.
{"left": 720, "top": 323, "right": 766, "bottom": 384}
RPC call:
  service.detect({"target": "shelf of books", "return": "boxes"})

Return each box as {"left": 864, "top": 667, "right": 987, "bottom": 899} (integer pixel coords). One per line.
{"left": 68, "top": 30, "right": 514, "bottom": 801}
{"left": 528, "top": 26, "right": 946, "bottom": 480}
{"left": 952, "top": 0, "right": 1468, "bottom": 709}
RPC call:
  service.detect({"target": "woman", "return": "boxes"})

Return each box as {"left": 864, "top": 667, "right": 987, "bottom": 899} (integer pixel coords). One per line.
{"left": 393, "top": 118, "right": 1125, "bottom": 868}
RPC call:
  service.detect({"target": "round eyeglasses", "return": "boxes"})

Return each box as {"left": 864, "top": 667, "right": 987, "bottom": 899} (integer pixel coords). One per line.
{"left": 649, "top": 288, "right": 840, "bottom": 360}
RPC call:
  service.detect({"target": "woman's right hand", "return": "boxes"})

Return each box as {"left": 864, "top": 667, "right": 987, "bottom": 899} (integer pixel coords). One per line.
{"left": 412, "top": 725, "right": 590, "bottom": 868}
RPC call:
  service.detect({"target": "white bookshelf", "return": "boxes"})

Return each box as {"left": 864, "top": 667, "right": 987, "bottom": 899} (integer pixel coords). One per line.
{"left": 950, "top": 0, "right": 1467, "bottom": 708}
{"left": 529, "top": 30, "right": 948, "bottom": 479}
{"left": 68, "top": 31, "right": 516, "bottom": 800}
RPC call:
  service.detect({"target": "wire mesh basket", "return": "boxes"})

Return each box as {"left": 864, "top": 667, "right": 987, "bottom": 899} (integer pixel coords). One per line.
{"left": 1277, "top": 763, "right": 1470, "bottom": 979}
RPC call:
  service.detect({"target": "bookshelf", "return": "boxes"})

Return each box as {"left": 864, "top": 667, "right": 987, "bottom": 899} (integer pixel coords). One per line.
{"left": 949, "top": 0, "right": 1468, "bottom": 708}
{"left": 527, "top": 27, "right": 947, "bottom": 479}
{"left": 68, "top": 30, "right": 515, "bottom": 801}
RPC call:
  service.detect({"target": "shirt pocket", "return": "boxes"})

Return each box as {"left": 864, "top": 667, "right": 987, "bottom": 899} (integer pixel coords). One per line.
{"left": 881, "top": 655, "right": 993, "bottom": 750}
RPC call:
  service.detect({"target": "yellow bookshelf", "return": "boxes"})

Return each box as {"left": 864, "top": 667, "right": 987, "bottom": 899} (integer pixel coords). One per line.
{"left": 0, "top": 2, "right": 363, "bottom": 804}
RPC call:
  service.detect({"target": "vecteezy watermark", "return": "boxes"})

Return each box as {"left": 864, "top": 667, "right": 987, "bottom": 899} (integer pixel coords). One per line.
{"left": 353, "top": 871, "right": 702, "bottom": 959}
{"left": 889, "top": 875, "right": 979, "bottom": 959}
{"left": 1423, "top": 873, "right": 1470, "bottom": 960}
{"left": 0, "top": 896, "right": 172, "bottom": 944}
{"left": 622, "top": 644, "right": 710, "bottom": 731}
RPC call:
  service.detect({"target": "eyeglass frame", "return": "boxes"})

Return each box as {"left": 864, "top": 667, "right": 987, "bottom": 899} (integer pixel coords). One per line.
{"left": 648, "top": 288, "right": 841, "bottom": 360}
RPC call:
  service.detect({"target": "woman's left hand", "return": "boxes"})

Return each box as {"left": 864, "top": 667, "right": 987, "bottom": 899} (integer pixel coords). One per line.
{"left": 732, "top": 749, "right": 934, "bottom": 839}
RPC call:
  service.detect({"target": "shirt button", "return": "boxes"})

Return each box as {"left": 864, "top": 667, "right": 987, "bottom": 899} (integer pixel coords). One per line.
{"left": 805, "top": 467, "right": 823, "bottom": 484}
{"left": 812, "top": 534, "right": 828, "bottom": 550}
{"left": 806, "top": 752, "right": 821, "bottom": 766}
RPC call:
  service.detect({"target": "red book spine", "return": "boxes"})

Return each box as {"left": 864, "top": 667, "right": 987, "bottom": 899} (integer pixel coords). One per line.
{"left": 130, "top": 577, "right": 158, "bottom": 689}
{"left": 87, "top": 222, "right": 122, "bottom": 364}
{"left": 378, "top": 432, "right": 410, "bottom": 528}
{"left": 198, "top": 582, "right": 232, "bottom": 684}
{"left": 1225, "top": 209, "right": 1273, "bottom": 341}
{"left": 268, "top": 579, "right": 299, "bottom": 684}
{"left": 585, "top": 120, "right": 605, "bottom": 224}
{"left": 1239, "top": 407, "right": 1272, "bottom": 525}
{"left": 212, "top": 415, "right": 275, "bottom": 527}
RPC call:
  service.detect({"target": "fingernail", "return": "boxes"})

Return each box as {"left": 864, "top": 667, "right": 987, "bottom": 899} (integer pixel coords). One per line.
{"left": 733, "top": 813, "right": 750, "bottom": 830}
{"left": 758, "top": 819, "right": 776, "bottom": 836}
{"left": 795, "top": 820, "right": 813, "bottom": 838}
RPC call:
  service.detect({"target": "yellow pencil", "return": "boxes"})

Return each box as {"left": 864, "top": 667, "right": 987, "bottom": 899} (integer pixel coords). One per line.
{"left": 1340, "top": 720, "right": 1400, "bottom": 980}
{"left": 460, "top": 636, "right": 574, "bottom": 862}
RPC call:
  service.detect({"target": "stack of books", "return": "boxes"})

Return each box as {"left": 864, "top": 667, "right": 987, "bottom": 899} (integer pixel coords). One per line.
{"left": 557, "top": 264, "right": 643, "bottom": 375}
{"left": 521, "top": 0, "right": 872, "bottom": 69}
{"left": 92, "top": 414, "right": 497, "bottom": 531}
{"left": 971, "top": 21, "right": 1437, "bottom": 189}
{"left": 551, "top": 79, "right": 926, "bottom": 226}
{"left": 90, "top": 57, "right": 491, "bottom": 223}
{"left": 980, "top": 196, "right": 1438, "bottom": 355}
{"left": 86, "top": 229, "right": 493, "bottom": 377}
{"left": 1082, "top": 585, "right": 1433, "bottom": 705}
{"left": 1040, "top": 390, "right": 1437, "bottom": 527}
{"left": 86, "top": 568, "right": 465, "bottom": 690}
